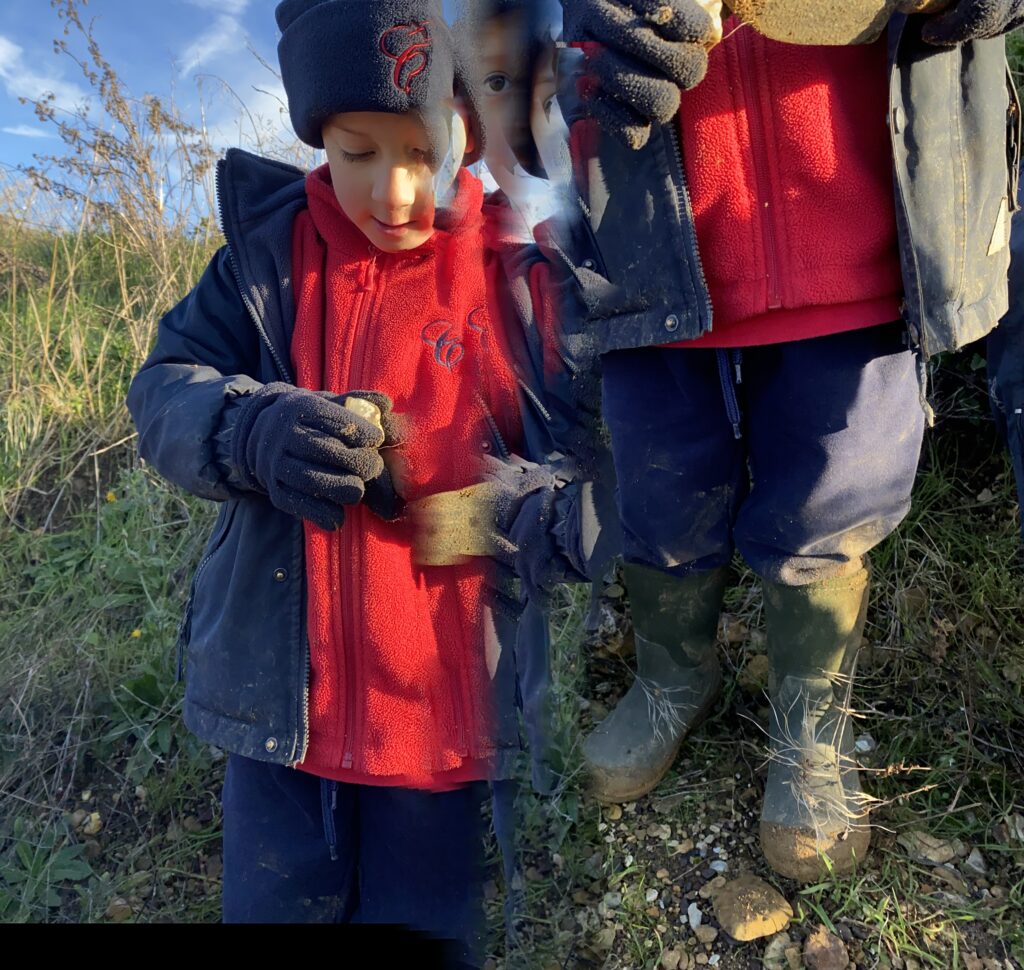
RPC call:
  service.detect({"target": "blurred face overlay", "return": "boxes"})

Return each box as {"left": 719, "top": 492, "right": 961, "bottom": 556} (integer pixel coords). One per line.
{"left": 321, "top": 111, "right": 438, "bottom": 253}
{"left": 477, "top": 10, "right": 556, "bottom": 182}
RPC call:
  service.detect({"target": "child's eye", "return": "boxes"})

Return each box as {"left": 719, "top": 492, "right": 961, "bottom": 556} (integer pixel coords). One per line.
{"left": 484, "top": 72, "right": 511, "bottom": 95}
{"left": 341, "top": 150, "right": 374, "bottom": 162}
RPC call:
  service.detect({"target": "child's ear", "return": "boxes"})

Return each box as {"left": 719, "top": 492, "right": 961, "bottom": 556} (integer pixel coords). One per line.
{"left": 452, "top": 94, "right": 476, "bottom": 158}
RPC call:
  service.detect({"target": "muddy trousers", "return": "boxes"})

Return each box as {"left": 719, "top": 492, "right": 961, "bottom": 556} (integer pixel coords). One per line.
{"left": 600, "top": 322, "right": 928, "bottom": 586}
{"left": 222, "top": 753, "right": 487, "bottom": 964}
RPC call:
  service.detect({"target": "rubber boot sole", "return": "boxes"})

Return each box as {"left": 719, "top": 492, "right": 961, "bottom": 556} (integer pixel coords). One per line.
{"left": 760, "top": 818, "right": 872, "bottom": 883}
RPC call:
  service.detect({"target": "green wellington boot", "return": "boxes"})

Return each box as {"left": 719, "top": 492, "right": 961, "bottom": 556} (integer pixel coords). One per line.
{"left": 582, "top": 564, "right": 729, "bottom": 804}
{"left": 759, "top": 564, "right": 873, "bottom": 882}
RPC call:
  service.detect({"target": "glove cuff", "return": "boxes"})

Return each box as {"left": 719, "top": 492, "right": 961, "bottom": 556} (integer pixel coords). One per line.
{"left": 227, "top": 381, "right": 293, "bottom": 492}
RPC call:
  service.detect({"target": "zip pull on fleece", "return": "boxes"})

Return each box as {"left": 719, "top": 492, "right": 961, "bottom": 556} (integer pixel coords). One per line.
{"left": 359, "top": 249, "right": 378, "bottom": 292}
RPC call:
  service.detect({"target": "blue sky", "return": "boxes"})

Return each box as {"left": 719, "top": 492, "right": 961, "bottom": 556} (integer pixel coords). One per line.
{"left": 0, "top": 0, "right": 462, "bottom": 173}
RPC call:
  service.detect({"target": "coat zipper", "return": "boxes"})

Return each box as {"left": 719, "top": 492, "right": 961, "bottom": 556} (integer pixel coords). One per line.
{"left": 737, "top": 29, "right": 783, "bottom": 311}
{"left": 663, "top": 118, "right": 714, "bottom": 332}
{"left": 518, "top": 378, "right": 552, "bottom": 423}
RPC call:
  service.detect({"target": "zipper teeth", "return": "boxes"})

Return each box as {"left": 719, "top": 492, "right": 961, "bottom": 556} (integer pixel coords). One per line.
{"left": 737, "top": 30, "right": 782, "bottom": 311}
{"left": 215, "top": 160, "right": 294, "bottom": 383}
{"left": 341, "top": 251, "right": 382, "bottom": 771}
{"left": 297, "top": 631, "right": 310, "bottom": 766}
{"left": 296, "top": 528, "right": 310, "bottom": 766}
{"left": 664, "top": 124, "right": 713, "bottom": 331}
{"left": 518, "top": 378, "right": 552, "bottom": 422}
{"left": 478, "top": 394, "right": 511, "bottom": 460}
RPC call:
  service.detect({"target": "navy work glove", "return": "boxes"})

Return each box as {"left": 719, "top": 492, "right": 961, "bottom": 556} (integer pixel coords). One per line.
{"left": 231, "top": 382, "right": 391, "bottom": 532}
{"left": 319, "top": 390, "right": 407, "bottom": 522}
{"left": 912, "top": 0, "right": 1024, "bottom": 42}
{"left": 561, "top": 0, "right": 721, "bottom": 149}
{"left": 482, "top": 454, "right": 566, "bottom": 599}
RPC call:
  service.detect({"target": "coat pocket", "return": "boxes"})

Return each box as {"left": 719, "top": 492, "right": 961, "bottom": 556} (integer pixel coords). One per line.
{"left": 175, "top": 501, "right": 238, "bottom": 683}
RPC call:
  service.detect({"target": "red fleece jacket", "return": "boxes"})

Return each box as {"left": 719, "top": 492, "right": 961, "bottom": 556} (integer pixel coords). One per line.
{"left": 665, "top": 19, "right": 904, "bottom": 348}
{"left": 290, "top": 165, "right": 521, "bottom": 791}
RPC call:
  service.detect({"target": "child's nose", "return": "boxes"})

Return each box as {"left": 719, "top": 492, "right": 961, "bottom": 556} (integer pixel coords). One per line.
{"left": 372, "top": 165, "right": 418, "bottom": 210}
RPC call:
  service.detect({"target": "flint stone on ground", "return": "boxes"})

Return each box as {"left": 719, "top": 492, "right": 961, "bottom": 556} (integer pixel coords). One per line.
{"left": 711, "top": 874, "right": 793, "bottom": 942}
{"left": 694, "top": 925, "right": 719, "bottom": 945}
{"left": 962, "top": 848, "right": 988, "bottom": 877}
{"left": 931, "top": 865, "right": 968, "bottom": 894}
{"left": 802, "top": 925, "right": 850, "bottom": 970}
{"left": 105, "top": 897, "right": 133, "bottom": 922}
{"left": 688, "top": 901, "right": 703, "bottom": 929}
{"left": 700, "top": 876, "right": 727, "bottom": 899}
{"left": 897, "top": 829, "right": 957, "bottom": 865}
{"left": 763, "top": 933, "right": 802, "bottom": 970}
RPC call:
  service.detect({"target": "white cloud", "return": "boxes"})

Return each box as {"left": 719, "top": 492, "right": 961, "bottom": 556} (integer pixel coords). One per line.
{"left": 178, "top": 13, "right": 248, "bottom": 77}
{"left": 2, "top": 124, "right": 57, "bottom": 139}
{"left": 0, "top": 34, "right": 89, "bottom": 113}
{"left": 184, "top": 0, "right": 251, "bottom": 14}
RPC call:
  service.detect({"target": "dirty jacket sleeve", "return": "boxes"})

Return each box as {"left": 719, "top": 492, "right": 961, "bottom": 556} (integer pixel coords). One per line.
{"left": 126, "top": 246, "right": 265, "bottom": 502}
{"left": 512, "top": 247, "right": 622, "bottom": 588}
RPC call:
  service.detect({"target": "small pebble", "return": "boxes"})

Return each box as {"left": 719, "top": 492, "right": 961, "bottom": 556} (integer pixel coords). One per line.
{"left": 688, "top": 901, "right": 703, "bottom": 930}
{"left": 710, "top": 861, "right": 728, "bottom": 874}
{"left": 695, "top": 925, "right": 719, "bottom": 945}
{"left": 855, "top": 734, "right": 877, "bottom": 754}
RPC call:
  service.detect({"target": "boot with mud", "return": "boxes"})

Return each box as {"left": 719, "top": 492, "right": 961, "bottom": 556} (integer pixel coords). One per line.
{"left": 582, "top": 563, "right": 728, "bottom": 804}
{"left": 759, "top": 563, "right": 872, "bottom": 882}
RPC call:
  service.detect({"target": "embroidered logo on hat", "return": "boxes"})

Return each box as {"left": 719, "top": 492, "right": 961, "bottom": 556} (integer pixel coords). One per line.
{"left": 379, "top": 21, "right": 432, "bottom": 95}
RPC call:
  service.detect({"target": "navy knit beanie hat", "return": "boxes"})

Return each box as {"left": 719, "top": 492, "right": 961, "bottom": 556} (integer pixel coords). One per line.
{"left": 276, "top": 0, "right": 484, "bottom": 165}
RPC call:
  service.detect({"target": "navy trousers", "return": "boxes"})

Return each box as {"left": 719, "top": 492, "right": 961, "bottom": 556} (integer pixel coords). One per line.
{"left": 601, "top": 323, "right": 928, "bottom": 585}
{"left": 222, "top": 754, "right": 488, "bottom": 963}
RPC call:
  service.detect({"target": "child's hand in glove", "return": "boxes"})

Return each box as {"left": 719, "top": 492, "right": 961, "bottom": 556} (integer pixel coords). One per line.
{"left": 561, "top": 0, "right": 724, "bottom": 149}
{"left": 901, "top": 0, "right": 1023, "bottom": 42}
{"left": 407, "top": 455, "right": 563, "bottom": 594}
{"left": 483, "top": 455, "right": 567, "bottom": 598}
{"left": 326, "top": 391, "right": 408, "bottom": 522}
{"left": 231, "top": 382, "right": 392, "bottom": 532}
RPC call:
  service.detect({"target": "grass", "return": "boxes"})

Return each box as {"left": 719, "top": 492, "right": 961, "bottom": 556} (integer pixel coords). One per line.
{"left": 1, "top": 5, "right": 1023, "bottom": 965}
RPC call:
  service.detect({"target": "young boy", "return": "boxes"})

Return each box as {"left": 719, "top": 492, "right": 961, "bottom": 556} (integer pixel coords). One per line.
{"left": 126, "top": 0, "right": 547, "bottom": 955}
{"left": 129, "top": 0, "right": 617, "bottom": 951}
